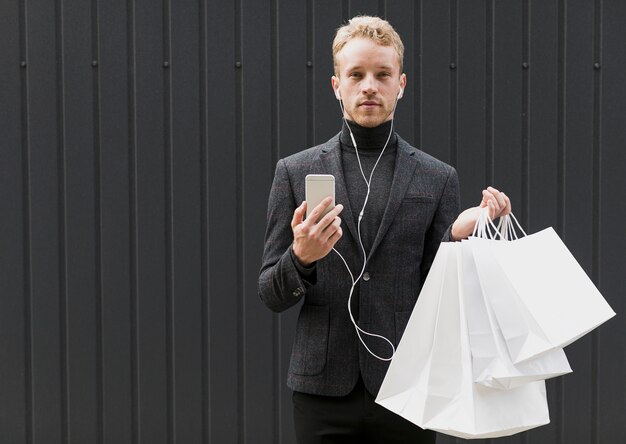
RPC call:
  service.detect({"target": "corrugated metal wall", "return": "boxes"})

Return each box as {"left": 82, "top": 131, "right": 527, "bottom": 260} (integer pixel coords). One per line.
{"left": 1, "top": 0, "right": 624, "bottom": 443}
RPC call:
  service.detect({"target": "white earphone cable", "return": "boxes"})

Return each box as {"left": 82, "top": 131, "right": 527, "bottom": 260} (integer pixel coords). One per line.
{"left": 331, "top": 93, "right": 401, "bottom": 361}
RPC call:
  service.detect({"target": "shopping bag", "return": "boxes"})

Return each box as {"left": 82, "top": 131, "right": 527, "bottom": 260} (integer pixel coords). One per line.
{"left": 376, "top": 243, "right": 550, "bottom": 439}
{"left": 374, "top": 242, "right": 457, "bottom": 421}
{"left": 461, "top": 237, "right": 572, "bottom": 390}
{"left": 469, "top": 213, "right": 615, "bottom": 364}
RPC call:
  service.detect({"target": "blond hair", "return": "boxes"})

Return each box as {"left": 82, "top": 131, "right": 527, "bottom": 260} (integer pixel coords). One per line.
{"left": 332, "top": 16, "right": 405, "bottom": 76}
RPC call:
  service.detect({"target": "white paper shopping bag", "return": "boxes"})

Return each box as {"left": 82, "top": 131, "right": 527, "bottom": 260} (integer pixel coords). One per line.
{"left": 374, "top": 243, "right": 457, "bottom": 421}
{"left": 377, "top": 243, "right": 550, "bottom": 439}
{"left": 469, "top": 225, "right": 615, "bottom": 364}
{"left": 461, "top": 239, "right": 572, "bottom": 390}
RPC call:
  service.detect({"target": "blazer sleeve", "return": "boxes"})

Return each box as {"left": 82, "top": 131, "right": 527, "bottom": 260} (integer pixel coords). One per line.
{"left": 258, "top": 159, "right": 317, "bottom": 313}
{"left": 420, "top": 165, "right": 460, "bottom": 283}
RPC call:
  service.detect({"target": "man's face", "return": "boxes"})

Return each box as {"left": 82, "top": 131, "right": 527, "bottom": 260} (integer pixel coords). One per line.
{"left": 332, "top": 37, "right": 406, "bottom": 128}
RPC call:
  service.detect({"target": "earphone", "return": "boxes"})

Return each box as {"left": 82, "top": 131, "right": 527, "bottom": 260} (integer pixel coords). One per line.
{"left": 331, "top": 89, "right": 402, "bottom": 362}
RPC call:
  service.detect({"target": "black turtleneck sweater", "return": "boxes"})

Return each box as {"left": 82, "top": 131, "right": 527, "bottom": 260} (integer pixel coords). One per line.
{"left": 340, "top": 120, "right": 397, "bottom": 252}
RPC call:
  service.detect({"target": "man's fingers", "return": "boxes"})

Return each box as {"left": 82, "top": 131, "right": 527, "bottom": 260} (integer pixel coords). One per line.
{"left": 482, "top": 187, "right": 507, "bottom": 215}
{"left": 501, "top": 192, "right": 512, "bottom": 216}
{"left": 291, "top": 201, "right": 306, "bottom": 229}
{"left": 482, "top": 187, "right": 513, "bottom": 218}
{"left": 312, "top": 203, "right": 344, "bottom": 231}
{"left": 306, "top": 196, "right": 334, "bottom": 224}
{"left": 487, "top": 200, "right": 496, "bottom": 220}
{"left": 328, "top": 226, "right": 343, "bottom": 244}
{"left": 487, "top": 186, "right": 507, "bottom": 211}
{"left": 322, "top": 216, "right": 342, "bottom": 241}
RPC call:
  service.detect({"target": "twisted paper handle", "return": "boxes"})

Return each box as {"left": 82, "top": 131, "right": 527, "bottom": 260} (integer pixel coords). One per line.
{"left": 472, "top": 208, "right": 527, "bottom": 240}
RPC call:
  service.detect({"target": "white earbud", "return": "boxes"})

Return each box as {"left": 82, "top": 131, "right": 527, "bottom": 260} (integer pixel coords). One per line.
{"left": 397, "top": 87, "right": 404, "bottom": 99}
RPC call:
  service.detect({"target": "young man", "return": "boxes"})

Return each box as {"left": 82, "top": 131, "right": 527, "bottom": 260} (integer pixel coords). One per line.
{"left": 259, "top": 16, "right": 510, "bottom": 443}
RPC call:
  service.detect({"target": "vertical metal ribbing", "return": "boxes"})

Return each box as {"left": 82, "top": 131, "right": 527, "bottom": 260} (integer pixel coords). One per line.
{"left": 55, "top": 0, "right": 70, "bottom": 441}
{"left": 234, "top": 0, "right": 244, "bottom": 442}
{"left": 270, "top": 0, "right": 280, "bottom": 441}
{"left": 590, "top": 0, "right": 603, "bottom": 442}
{"left": 556, "top": 1, "right": 567, "bottom": 443}
{"left": 449, "top": 0, "right": 458, "bottom": 166}
{"left": 521, "top": 0, "right": 530, "bottom": 231}
{"left": 20, "top": 0, "right": 33, "bottom": 441}
{"left": 271, "top": 0, "right": 280, "bottom": 171}
{"left": 341, "top": 0, "right": 348, "bottom": 21}
{"left": 91, "top": 0, "right": 104, "bottom": 441}
{"left": 162, "top": 0, "right": 174, "bottom": 441}
{"left": 127, "top": 0, "right": 139, "bottom": 441}
{"left": 415, "top": 0, "right": 422, "bottom": 147}
{"left": 556, "top": 3, "right": 567, "bottom": 239}
{"left": 307, "top": 0, "right": 315, "bottom": 147}
{"left": 198, "top": 0, "right": 210, "bottom": 442}
{"left": 485, "top": 0, "right": 494, "bottom": 186}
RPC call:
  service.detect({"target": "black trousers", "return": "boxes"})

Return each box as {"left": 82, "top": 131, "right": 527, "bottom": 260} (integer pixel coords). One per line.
{"left": 292, "top": 376, "right": 436, "bottom": 444}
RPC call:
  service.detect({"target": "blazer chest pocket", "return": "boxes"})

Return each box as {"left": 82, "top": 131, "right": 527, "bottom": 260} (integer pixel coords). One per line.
{"left": 290, "top": 305, "right": 329, "bottom": 376}
{"left": 402, "top": 195, "right": 436, "bottom": 204}
{"left": 398, "top": 196, "right": 436, "bottom": 234}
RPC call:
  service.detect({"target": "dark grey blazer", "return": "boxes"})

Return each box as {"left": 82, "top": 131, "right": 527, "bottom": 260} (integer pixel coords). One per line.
{"left": 258, "top": 133, "right": 460, "bottom": 397}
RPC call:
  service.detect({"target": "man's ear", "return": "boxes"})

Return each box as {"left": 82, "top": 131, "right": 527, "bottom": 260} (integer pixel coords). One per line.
{"left": 331, "top": 75, "right": 341, "bottom": 100}
{"left": 398, "top": 73, "right": 407, "bottom": 99}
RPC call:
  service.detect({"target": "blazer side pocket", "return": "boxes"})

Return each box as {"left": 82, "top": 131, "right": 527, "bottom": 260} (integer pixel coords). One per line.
{"left": 290, "top": 304, "right": 330, "bottom": 376}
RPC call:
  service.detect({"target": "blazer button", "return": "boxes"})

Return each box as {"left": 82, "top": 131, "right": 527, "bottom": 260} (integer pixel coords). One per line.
{"left": 362, "top": 272, "right": 371, "bottom": 282}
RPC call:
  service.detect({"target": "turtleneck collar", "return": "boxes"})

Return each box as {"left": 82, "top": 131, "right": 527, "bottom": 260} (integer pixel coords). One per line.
{"left": 340, "top": 119, "right": 397, "bottom": 151}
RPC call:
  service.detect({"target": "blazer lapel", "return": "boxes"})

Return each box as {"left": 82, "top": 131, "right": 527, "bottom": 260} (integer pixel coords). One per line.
{"left": 367, "top": 137, "right": 418, "bottom": 262}
{"left": 319, "top": 136, "right": 359, "bottom": 245}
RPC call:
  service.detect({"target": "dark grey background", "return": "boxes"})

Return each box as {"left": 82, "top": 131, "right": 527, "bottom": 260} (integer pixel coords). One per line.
{"left": 1, "top": 0, "right": 624, "bottom": 443}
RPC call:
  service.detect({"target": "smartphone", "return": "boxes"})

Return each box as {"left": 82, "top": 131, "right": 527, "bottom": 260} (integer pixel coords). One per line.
{"left": 305, "top": 174, "right": 335, "bottom": 219}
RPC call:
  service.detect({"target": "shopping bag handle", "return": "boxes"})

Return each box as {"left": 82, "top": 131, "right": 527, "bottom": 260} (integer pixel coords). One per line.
{"left": 496, "top": 212, "right": 527, "bottom": 240}
{"left": 472, "top": 208, "right": 527, "bottom": 240}
{"left": 472, "top": 207, "right": 502, "bottom": 239}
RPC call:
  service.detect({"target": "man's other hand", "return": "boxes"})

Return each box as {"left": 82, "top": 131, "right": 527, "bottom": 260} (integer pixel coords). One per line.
{"left": 451, "top": 186, "right": 511, "bottom": 241}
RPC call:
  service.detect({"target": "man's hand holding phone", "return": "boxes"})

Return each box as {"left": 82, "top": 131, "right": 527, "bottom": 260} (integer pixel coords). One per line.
{"left": 291, "top": 197, "right": 344, "bottom": 266}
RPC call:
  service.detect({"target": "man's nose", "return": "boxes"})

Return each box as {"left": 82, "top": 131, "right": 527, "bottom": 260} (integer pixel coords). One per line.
{"left": 361, "top": 74, "right": 378, "bottom": 94}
